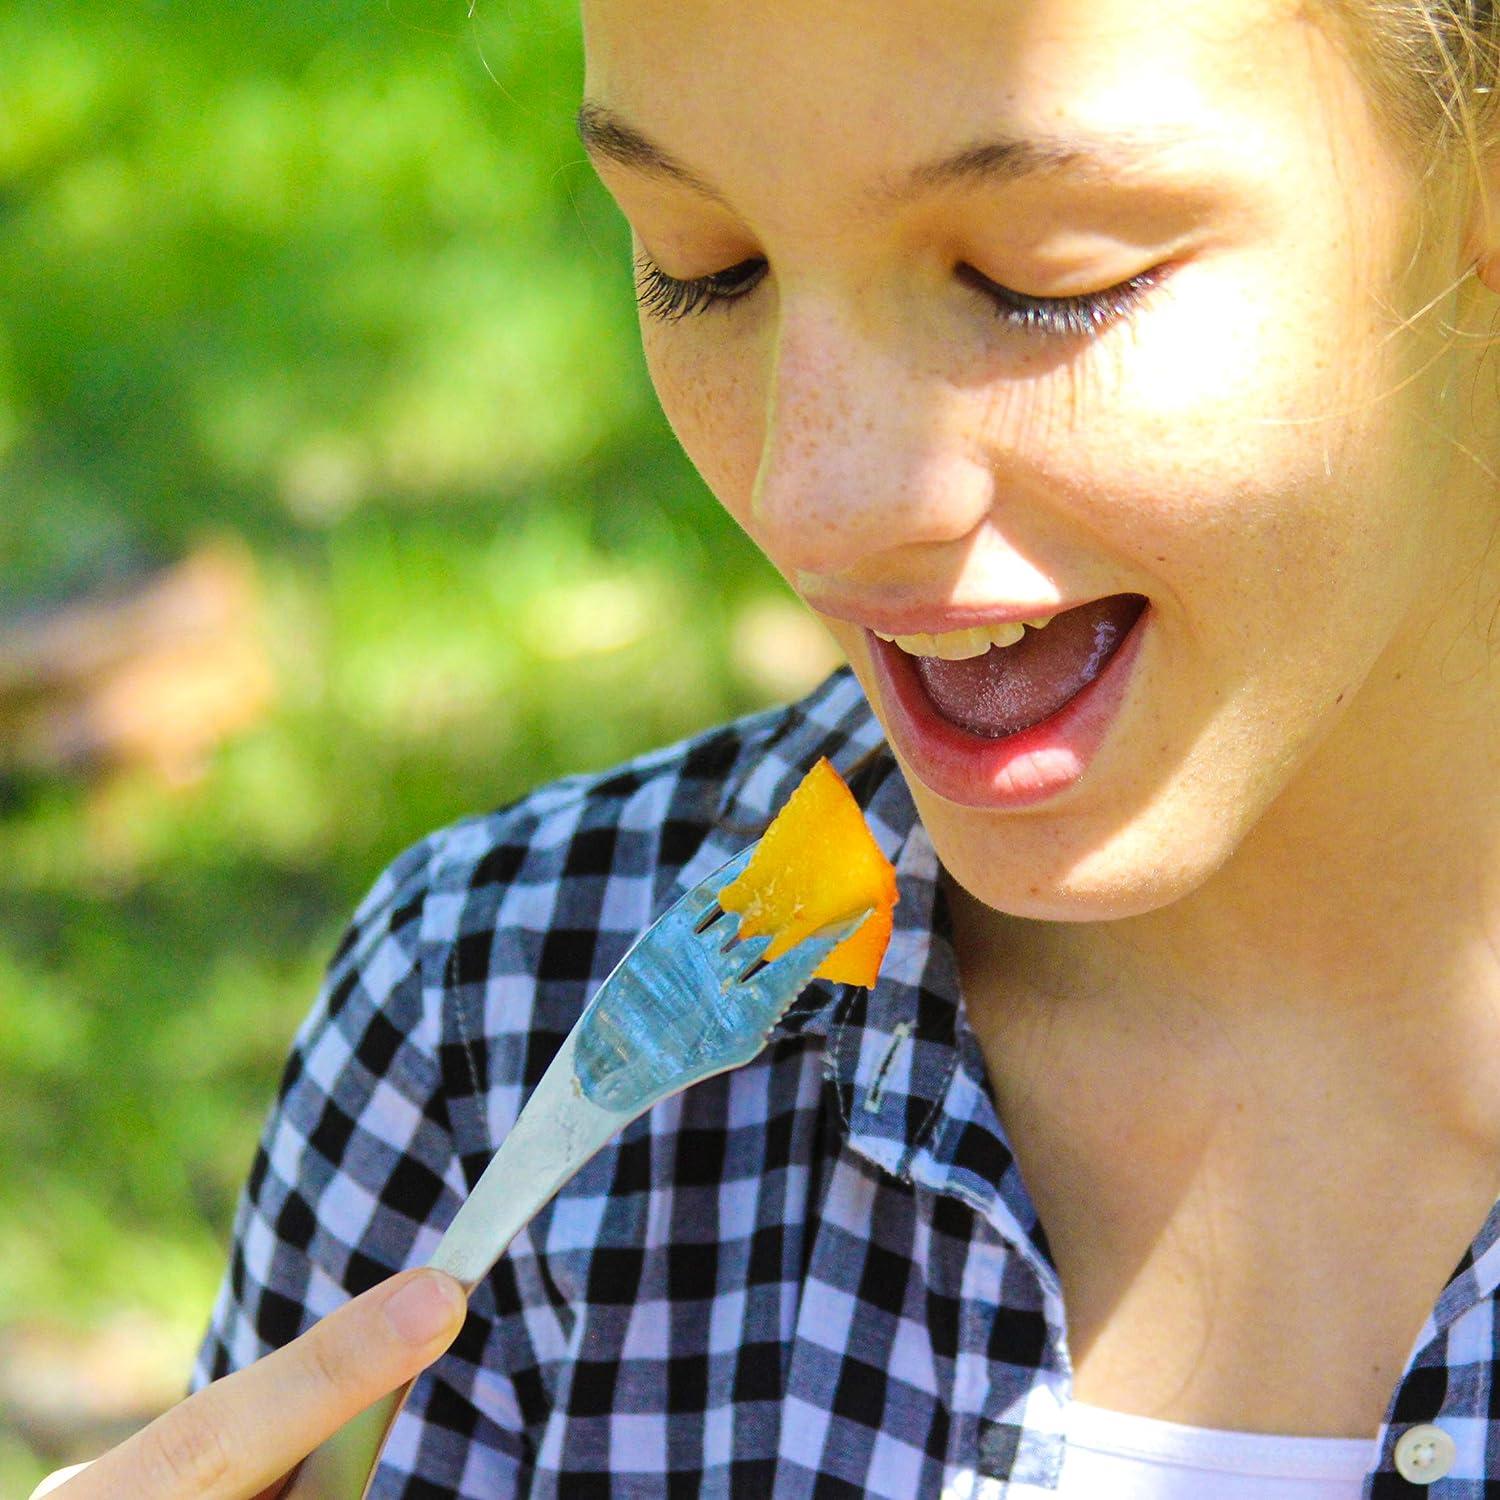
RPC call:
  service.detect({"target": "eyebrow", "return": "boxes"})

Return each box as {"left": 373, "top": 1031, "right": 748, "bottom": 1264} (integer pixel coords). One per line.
{"left": 577, "top": 101, "right": 725, "bottom": 199}
{"left": 575, "top": 99, "right": 1179, "bottom": 202}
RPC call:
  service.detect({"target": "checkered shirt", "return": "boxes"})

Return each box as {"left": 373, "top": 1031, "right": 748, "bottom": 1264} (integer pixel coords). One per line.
{"left": 193, "top": 666, "right": 1500, "bottom": 1497}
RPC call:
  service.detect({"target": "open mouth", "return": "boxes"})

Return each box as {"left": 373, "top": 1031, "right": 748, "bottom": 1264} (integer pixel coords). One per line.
{"left": 862, "top": 592, "right": 1149, "bottom": 808}
{"left": 881, "top": 593, "right": 1148, "bottom": 739}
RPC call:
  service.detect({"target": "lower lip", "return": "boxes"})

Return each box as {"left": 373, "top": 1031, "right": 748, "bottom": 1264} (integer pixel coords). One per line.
{"left": 865, "top": 609, "right": 1149, "bottom": 809}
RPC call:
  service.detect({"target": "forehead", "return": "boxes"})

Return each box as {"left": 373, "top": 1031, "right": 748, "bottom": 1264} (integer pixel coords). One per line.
{"left": 581, "top": 0, "right": 1321, "bottom": 170}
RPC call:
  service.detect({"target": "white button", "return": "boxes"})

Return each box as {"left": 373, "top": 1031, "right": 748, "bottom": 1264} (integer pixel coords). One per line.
{"left": 1394, "top": 1424, "right": 1456, "bottom": 1484}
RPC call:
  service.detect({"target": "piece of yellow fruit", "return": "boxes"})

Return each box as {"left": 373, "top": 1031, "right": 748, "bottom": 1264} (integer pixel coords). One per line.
{"left": 718, "top": 756, "right": 898, "bottom": 988}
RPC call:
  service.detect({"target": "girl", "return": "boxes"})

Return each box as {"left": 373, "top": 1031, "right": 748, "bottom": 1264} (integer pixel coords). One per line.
{"left": 42, "top": 0, "right": 1500, "bottom": 1493}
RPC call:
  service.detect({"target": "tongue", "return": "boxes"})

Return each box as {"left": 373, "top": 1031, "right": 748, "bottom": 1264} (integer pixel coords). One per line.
{"left": 913, "top": 594, "right": 1145, "bottom": 738}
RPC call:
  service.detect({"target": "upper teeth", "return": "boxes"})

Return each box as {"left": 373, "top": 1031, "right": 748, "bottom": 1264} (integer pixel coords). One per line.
{"left": 873, "top": 617, "right": 1055, "bottom": 659}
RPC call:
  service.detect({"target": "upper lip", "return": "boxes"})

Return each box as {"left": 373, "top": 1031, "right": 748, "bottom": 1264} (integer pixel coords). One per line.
{"left": 804, "top": 594, "right": 1088, "bottom": 636}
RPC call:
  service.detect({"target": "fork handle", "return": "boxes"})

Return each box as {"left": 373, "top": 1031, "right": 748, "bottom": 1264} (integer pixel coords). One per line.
{"left": 279, "top": 1386, "right": 408, "bottom": 1500}
{"left": 280, "top": 1030, "right": 626, "bottom": 1498}
{"left": 424, "top": 1030, "right": 625, "bottom": 1292}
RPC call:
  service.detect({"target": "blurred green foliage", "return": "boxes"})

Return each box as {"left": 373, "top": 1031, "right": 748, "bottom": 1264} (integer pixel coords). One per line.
{"left": 0, "top": 1, "right": 827, "bottom": 1485}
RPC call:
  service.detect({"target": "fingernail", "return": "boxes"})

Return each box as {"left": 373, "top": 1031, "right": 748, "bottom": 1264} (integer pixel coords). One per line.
{"left": 383, "top": 1270, "right": 465, "bottom": 1346}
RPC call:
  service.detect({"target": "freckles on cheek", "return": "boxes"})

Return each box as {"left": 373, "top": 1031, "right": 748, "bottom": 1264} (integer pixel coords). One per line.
{"left": 645, "top": 334, "right": 765, "bottom": 520}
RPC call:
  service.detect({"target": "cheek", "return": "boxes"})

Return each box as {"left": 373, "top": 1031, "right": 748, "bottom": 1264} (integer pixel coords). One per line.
{"left": 643, "top": 322, "right": 766, "bottom": 524}
{"left": 1000, "top": 268, "right": 1435, "bottom": 603}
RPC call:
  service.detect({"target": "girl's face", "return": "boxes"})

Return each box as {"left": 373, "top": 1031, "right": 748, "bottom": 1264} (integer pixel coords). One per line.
{"left": 581, "top": 0, "right": 1499, "bottom": 920}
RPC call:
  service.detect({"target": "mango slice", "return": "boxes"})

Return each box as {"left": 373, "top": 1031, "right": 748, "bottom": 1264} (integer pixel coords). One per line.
{"left": 718, "top": 756, "right": 898, "bottom": 988}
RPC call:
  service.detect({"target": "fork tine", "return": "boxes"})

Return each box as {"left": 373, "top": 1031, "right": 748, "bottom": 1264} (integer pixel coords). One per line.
{"left": 677, "top": 844, "right": 758, "bottom": 931}
{"left": 716, "top": 914, "right": 753, "bottom": 955}
{"left": 736, "top": 908, "right": 873, "bottom": 992}
{"left": 725, "top": 932, "right": 774, "bottom": 978}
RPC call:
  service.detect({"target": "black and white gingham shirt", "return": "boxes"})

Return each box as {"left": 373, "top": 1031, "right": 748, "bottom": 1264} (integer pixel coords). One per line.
{"left": 194, "top": 666, "right": 1500, "bottom": 1496}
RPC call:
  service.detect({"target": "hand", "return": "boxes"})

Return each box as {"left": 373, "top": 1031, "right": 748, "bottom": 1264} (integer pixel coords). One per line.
{"left": 31, "top": 1267, "right": 467, "bottom": 1500}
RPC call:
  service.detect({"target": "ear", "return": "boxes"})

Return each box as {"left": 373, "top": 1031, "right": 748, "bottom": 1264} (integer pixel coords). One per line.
{"left": 1477, "top": 236, "right": 1500, "bottom": 294}
{"left": 1466, "top": 140, "right": 1500, "bottom": 293}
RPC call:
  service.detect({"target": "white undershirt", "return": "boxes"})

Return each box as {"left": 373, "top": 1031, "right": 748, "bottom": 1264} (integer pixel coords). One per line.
{"left": 26, "top": 1412, "right": 1383, "bottom": 1500}
{"left": 1056, "top": 1402, "right": 1378, "bottom": 1499}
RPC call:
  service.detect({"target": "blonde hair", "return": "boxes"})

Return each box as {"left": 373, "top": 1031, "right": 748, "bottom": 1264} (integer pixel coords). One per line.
{"left": 1323, "top": 1, "right": 1500, "bottom": 169}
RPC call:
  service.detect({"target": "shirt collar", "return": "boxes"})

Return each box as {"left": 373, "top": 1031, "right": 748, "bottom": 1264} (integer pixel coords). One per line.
{"left": 826, "top": 805, "right": 1057, "bottom": 1280}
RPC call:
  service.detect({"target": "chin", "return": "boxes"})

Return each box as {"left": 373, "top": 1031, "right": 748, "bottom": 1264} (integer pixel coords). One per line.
{"left": 921, "top": 791, "right": 1241, "bottom": 926}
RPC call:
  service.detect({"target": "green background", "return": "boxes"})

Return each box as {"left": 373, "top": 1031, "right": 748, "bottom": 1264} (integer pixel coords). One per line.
{"left": 0, "top": 2, "right": 839, "bottom": 1487}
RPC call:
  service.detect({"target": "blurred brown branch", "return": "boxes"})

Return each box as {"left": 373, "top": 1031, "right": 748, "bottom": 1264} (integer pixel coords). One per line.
{"left": 0, "top": 544, "right": 275, "bottom": 786}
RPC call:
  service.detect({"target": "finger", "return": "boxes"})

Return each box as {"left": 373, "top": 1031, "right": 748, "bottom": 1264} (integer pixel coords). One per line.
{"left": 56, "top": 1267, "right": 466, "bottom": 1500}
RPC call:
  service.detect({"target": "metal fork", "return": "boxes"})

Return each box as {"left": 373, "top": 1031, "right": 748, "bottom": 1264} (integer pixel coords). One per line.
{"left": 283, "top": 843, "right": 869, "bottom": 1498}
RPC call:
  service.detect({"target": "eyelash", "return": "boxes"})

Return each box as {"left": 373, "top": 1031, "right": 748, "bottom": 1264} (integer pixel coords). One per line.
{"left": 633, "top": 253, "right": 1163, "bottom": 338}
{"left": 634, "top": 254, "right": 767, "bottom": 321}
{"left": 957, "top": 263, "right": 1163, "bottom": 338}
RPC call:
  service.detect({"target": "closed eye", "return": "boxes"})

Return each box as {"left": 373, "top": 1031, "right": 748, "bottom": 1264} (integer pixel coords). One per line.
{"left": 634, "top": 254, "right": 767, "bottom": 321}
{"left": 957, "top": 262, "right": 1165, "bottom": 338}
{"left": 633, "top": 252, "right": 1165, "bottom": 339}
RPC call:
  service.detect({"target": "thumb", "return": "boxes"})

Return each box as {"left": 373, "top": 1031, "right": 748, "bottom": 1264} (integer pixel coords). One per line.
{"left": 56, "top": 1268, "right": 467, "bottom": 1500}
{"left": 359, "top": 1267, "right": 469, "bottom": 1356}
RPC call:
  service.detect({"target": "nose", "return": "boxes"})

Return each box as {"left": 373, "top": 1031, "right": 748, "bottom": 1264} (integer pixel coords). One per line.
{"left": 749, "top": 295, "right": 994, "bottom": 576}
